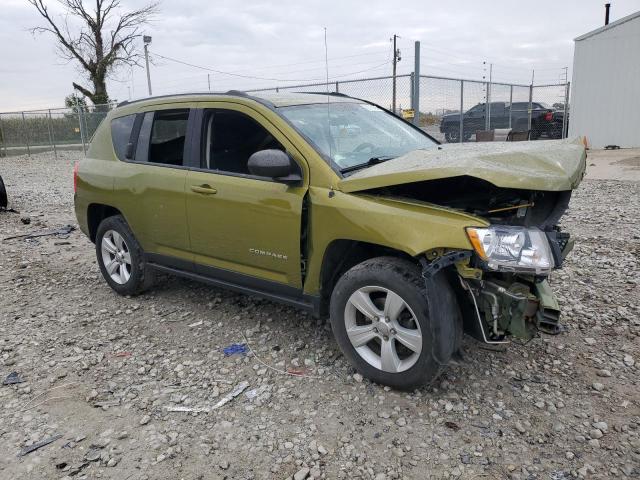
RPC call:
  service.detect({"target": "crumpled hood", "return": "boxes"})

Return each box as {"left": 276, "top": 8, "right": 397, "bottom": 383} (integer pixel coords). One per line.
{"left": 338, "top": 138, "right": 587, "bottom": 193}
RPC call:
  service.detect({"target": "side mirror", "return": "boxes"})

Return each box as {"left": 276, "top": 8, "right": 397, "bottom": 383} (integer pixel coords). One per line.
{"left": 247, "top": 149, "right": 301, "bottom": 184}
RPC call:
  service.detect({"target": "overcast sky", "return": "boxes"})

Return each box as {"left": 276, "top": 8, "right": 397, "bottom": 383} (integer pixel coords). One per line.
{"left": 1, "top": 0, "right": 638, "bottom": 111}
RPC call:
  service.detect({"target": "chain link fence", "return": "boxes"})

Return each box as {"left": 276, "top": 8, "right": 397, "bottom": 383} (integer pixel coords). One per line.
{"left": 0, "top": 75, "right": 569, "bottom": 157}
{"left": 248, "top": 74, "right": 570, "bottom": 144}
{"left": 0, "top": 104, "right": 112, "bottom": 158}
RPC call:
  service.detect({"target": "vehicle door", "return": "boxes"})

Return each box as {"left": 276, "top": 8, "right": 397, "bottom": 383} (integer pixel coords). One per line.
{"left": 511, "top": 102, "right": 531, "bottom": 131}
{"left": 489, "top": 102, "right": 507, "bottom": 129}
{"left": 185, "top": 103, "right": 309, "bottom": 290}
{"left": 113, "top": 107, "right": 193, "bottom": 264}
{"left": 464, "top": 104, "right": 486, "bottom": 134}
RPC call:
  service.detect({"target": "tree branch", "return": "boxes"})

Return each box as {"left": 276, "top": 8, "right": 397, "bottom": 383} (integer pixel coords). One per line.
{"left": 27, "top": 0, "right": 92, "bottom": 72}
{"left": 27, "top": 0, "right": 158, "bottom": 104}
{"left": 72, "top": 82, "right": 94, "bottom": 99}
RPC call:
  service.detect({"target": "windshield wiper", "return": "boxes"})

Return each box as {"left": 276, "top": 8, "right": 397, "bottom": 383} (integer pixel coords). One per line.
{"left": 339, "top": 156, "right": 395, "bottom": 174}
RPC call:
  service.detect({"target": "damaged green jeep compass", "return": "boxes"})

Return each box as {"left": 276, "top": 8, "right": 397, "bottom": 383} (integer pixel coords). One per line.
{"left": 74, "top": 91, "right": 586, "bottom": 389}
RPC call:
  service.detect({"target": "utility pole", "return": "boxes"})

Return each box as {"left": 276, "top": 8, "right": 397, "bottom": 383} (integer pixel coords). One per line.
{"left": 143, "top": 35, "right": 153, "bottom": 96}
{"left": 486, "top": 62, "right": 493, "bottom": 130}
{"left": 391, "top": 34, "right": 401, "bottom": 114}
{"left": 528, "top": 69, "right": 535, "bottom": 131}
{"left": 207, "top": 74, "right": 211, "bottom": 91}
{"left": 324, "top": 27, "right": 330, "bottom": 93}
{"left": 482, "top": 61, "right": 487, "bottom": 104}
{"left": 412, "top": 41, "right": 420, "bottom": 126}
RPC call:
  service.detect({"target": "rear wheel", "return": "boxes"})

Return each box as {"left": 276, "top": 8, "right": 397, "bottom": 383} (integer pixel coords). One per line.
{"left": 329, "top": 257, "right": 460, "bottom": 390}
{"left": 444, "top": 128, "right": 460, "bottom": 143}
{"left": 95, "top": 215, "right": 155, "bottom": 296}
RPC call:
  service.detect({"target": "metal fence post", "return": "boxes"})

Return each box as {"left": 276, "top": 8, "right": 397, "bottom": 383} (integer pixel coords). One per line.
{"left": 410, "top": 72, "right": 414, "bottom": 114}
{"left": 508, "top": 85, "right": 513, "bottom": 129}
{"left": 83, "top": 106, "right": 90, "bottom": 144}
{"left": 21, "top": 112, "right": 31, "bottom": 156}
{"left": 485, "top": 81, "right": 491, "bottom": 130}
{"left": 527, "top": 84, "right": 533, "bottom": 133}
{"left": 459, "top": 80, "right": 464, "bottom": 143}
{"left": 412, "top": 41, "right": 420, "bottom": 126}
{"left": 76, "top": 101, "right": 87, "bottom": 155}
{"left": 47, "top": 109, "right": 57, "bottom": 159}
{"left": 563, "top": 81, "right": 570, "bottom": 139}
{"left": 335, "top": 81, "right": 339, "bottom": 93}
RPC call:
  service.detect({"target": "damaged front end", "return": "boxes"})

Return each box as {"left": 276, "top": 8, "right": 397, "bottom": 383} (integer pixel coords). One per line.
{"left": 423, "top": 235, "right": 569, "bottom": 344}
{"left": 414, "top": 180, "right": 578, "bottom": 342}
{"left": 424, "top": 192, "right": 576, "bottom": 343}
{"left": 339, "top": 139, "right": 586, "bottom": 343}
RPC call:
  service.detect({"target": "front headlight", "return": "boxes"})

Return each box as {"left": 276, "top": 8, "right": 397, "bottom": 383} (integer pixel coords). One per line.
{"left": 466, "top": 226, "right": 554, "bottom": 275}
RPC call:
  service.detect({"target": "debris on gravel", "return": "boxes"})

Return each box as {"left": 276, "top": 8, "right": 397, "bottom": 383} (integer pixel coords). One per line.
{"left": 0, "top": 151, "right": 638, "bottom": 479}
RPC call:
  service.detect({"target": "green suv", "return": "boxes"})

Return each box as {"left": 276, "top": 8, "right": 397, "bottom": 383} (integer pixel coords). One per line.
{"left": 74, "top": 91, "right": 586, "bottom": 389}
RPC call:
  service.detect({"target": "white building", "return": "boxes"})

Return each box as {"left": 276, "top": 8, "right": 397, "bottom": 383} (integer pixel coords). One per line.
{"left": 569, "top": 10, "right": 640, "bottom": 148}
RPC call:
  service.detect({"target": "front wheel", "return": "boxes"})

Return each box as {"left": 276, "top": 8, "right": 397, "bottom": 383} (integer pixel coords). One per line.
{"left": 530, "top": 125, "right": 542, "bottom": 140}
{"left": 329, "top": 257, "right": 460, "bottom": 390}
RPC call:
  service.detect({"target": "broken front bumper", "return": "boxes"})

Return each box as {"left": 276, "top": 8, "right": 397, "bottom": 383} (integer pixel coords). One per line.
{"left": 466, "top": 231, "right": 572, "bottom": 341}
{"left": 422, "top": 231, "right": 573, "bottom": 343}
{"left": 459, "top": 276, "right": 562, "bottom": 343}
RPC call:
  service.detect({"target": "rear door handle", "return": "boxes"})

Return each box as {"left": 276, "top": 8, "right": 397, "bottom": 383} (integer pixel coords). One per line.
{"left": 190, "top": 184, "right": 217, "bottom": 195}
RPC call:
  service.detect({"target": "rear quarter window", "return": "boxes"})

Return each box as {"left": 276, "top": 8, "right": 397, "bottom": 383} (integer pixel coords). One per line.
{"left": 110, "top": 114, "right": 136, "bottom": 160}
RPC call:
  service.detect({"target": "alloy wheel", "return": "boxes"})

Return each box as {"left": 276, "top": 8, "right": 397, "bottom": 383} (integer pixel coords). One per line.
{"left": 101, "top": 230, "right": 132, "bottom": 285}
{"left": 344, "top": 286, "right": 422, "bottom": 373}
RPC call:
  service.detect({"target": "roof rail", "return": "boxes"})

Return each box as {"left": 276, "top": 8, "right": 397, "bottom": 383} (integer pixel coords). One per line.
{"left": 297, "top": 91, "right": 351, "bottom": 98}
{"left": 115, "top": 90, "right": 253, "bottom": 108}
{"left": 225, "top": 90, "right": 248, "bottom": 97}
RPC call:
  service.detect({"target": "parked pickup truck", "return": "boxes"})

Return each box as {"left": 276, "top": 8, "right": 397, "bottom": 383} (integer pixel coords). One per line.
{"left": 74, "top": 91, "right": 585, "bottom": 389}
{"left": 440, "top": 101, "right": 564, "bottom": 142}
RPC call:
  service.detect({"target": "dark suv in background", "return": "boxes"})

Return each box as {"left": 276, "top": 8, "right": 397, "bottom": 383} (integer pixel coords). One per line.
{"left": 440, "top": 101, "right": 565, "bottom": 142}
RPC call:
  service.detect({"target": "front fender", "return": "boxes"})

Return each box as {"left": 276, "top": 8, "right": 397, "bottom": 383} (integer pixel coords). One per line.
{"left": 303, "top": 186, "right": 488, "bottom": 294}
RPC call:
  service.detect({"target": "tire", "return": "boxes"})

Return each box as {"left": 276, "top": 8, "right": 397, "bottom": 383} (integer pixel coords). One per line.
{"left": 329, "top": 256, "right": 460, "bottom": 390}
{"left": 95, "top": 215, "right": 155, "bottom": 296}
{"left": 549, "top": 123, "right": 563, "bottom": 139}
{"left": 0, "top": 175, "right": 7, "bottom": 209}
{"left": 530, "top": 125, "right": 541, "bottom": 140}
{"left": 444, "top": 129, "right": 459, "bottom": 143}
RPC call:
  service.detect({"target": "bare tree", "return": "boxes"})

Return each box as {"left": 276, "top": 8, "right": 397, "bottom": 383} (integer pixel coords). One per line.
{"left": 28, "top": 0, "right": 158, "bottom": 105}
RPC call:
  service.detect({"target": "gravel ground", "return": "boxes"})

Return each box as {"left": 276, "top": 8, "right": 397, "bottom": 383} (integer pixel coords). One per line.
{"left": 0, "top": 150, "right": 638, "bottom": 480}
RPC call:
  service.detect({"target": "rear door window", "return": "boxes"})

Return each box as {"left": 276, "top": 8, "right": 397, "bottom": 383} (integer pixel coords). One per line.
{"left": 150, "top": 110, "right": 189, "bottom": 166}
{"left": 110, "top": 114, "right": 136, "bottom": 161}
{"left": 133, "top": 109, "right": 189, "bottom": 166}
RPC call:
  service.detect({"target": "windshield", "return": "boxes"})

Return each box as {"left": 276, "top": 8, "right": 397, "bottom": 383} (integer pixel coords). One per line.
{"left": 279, "top": 102, "right": 437, "bottom": 172}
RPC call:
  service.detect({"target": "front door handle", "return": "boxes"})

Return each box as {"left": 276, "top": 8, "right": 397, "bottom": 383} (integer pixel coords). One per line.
{"left": 190, "top": 184, "right": 217, "bottom": 195}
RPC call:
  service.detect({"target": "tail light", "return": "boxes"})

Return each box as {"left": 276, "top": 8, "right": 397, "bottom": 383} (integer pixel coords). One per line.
{"left": 544, "top": 112, "right": 553, "bottom": 121}
{"left": 73, "top": 162, "right": 79, "bottom": 193}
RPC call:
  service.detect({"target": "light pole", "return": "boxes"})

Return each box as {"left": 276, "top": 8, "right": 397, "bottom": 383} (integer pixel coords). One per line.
{"left": 143, "top": 35, "right": 152, "bottom": 96}
{"left": 391, "top": 34, "right": 401, "bottom": 114}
